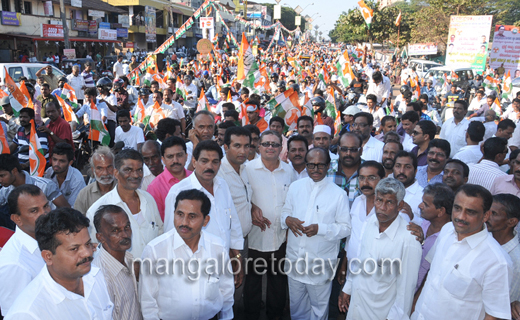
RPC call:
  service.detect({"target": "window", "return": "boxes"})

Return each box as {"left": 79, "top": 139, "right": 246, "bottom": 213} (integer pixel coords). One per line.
{"left": 14, "top": 0, "right": 22, "bottom": 13}
{"left": 23, "top": 1, "right": 31, "bottom": 14}
{"left": 8, "top": 67, "right": 23, "bottom": 82}
{"left": 2, "top": 0, "right": 10, "bottom": 11}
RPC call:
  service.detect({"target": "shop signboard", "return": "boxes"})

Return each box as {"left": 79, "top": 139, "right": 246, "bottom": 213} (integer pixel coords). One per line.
{"left": 98, "top": 28, "right": 117, "bottom": 40}
{"left": 41, "top": 23, "right": 63, "bottom": 38}
{"left": 1, "top": 12, "right": 21, "bottom": 26}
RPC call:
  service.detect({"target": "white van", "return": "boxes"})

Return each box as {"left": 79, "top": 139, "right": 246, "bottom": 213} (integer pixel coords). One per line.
{"left": 408, "top": 59, "right": 443, "bottom": 78}
{"left": 0, "top": 63, "right": 65, "bottom": 86}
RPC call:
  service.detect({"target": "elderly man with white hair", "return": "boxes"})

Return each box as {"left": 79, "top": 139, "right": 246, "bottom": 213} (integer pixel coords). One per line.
{"left": 66, "top": 64, "right": 86, "bottom": 104}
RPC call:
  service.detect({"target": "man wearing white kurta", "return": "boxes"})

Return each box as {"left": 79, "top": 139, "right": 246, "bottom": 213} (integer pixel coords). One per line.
{"left": 339, "top": 178, "right": 422, "bottom": 320}
{"left": 412, "top": 184, "right": 513, "bottom": 320}
{"left": 86, "top": 149, "right": 163, "bottom": 258}
{"left": 281, "top": 148, "right": 351, "bottom": 320}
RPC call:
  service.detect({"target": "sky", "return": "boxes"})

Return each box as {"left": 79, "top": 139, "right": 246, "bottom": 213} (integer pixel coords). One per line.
{"left": 260, "top": 0, "right": 357, "bottom": 40}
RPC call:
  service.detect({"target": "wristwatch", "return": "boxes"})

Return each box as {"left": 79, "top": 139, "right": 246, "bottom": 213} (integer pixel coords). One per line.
{"left": 50, "top": 131, "right": 54, "bottom": 136}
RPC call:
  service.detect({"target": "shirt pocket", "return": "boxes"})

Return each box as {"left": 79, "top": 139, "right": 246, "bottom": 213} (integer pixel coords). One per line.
{"left": 205, "top": 275, "right": 221, "bottom": 301}
{"left": 443, "top": 268, "right": 480, "bottom": 301}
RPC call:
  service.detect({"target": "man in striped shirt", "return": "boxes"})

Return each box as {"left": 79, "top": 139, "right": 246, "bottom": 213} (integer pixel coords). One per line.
{"left": 468, "top": 137, "right": 508, "bottom": 190}
{"left": 9, "top": 108, "right": 48, "bottom": 170}
{"left": 81, "top": 62, "right": 95, "bottom": 88}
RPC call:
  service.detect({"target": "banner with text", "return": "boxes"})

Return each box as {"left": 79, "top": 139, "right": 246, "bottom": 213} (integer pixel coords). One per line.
{"left": 145, "top": 6, "right": 156, "bottom": 43}
{"left": 445, "top": 15, "right": 492, "bottom": 74}
{"left": 408, "top": 43, "right": 438, "bottom": 56}
{"left": 489, "top": 25, "right": 520, "bottom": 78}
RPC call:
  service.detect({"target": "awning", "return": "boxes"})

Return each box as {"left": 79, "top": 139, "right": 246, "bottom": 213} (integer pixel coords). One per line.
{"left": 170, "top": 8, "right": 183, "bottom": 15}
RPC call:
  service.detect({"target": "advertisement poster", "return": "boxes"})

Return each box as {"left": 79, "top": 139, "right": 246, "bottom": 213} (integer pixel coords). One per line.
{"left": 73, "top": 19, "right": 88, "bottom": 32}
{"left": 117, "top": 28, "right": 128, "bottom": 38}
{"left": 200, "top": 17, "right": 214, "bottom": 40}
{"left": 63, "top": 49, "right": 76, "bottom": 59}
{"left": 489, "top": 25, "right": 520, "bottom": 79}
{"left": 44, "top": 1, "right": 54, "bottom": 16}
{"left": 445, "top": 15, "right": 493, "bottom": 74}
{"left": 145, "top": 6, "right": 156, "bottom": 43}
{"left": 98, "top": 29, "right": 117, "bottom": 40}
{"left": 118, "top": 15, "right": 129, "bottom": 28}
{"left": 408, "top": 43, "right": 438, "bottom": 56}
{"left": 41, "top": 23, "right": 63, "bottom": 38}
{"left": 88, "top": 20, "right": 97, "bottom": 36}
{"left": 1, "top": 12, "right": 21, "bottom": 26}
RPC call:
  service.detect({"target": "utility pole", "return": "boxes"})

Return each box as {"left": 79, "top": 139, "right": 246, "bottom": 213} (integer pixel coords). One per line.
{"left": 59, "top": 0, "right": 70, "bottom": 49}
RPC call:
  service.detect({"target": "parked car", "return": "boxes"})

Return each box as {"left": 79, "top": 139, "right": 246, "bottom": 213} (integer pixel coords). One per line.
{"left": 0, "top": 63, "right": 66, "bottom": 85}
{"left": 426, "top": 66, "right": 475, "bottom": 92}
{"left": 408, "top": 59, "right": 443, "bottom": 78}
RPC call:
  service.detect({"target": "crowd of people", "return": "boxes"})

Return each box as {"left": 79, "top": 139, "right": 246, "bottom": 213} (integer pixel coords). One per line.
{"left": 0, "top": 39, "right": 519, "bottom": 320}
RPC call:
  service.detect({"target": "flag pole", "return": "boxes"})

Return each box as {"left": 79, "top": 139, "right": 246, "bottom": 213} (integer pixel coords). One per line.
{"left": 397, "top": 24, "right": 400, "bottom": 49}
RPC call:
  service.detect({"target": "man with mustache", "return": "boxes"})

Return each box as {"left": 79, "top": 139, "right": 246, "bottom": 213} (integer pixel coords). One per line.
{"left": 328, "top": 132, "right": 364, "bottom": 206}
{"left": 468, "top": 137, "right": 508, "bottom": 190}
{"left": 416, "top": 139, "right": 450, "bottom": 188}
{"left": 352, "top": 112, "right": 384, "bottom": 162}
{"left": 439, "top": 100, "right": 470, "bottom": 157}
{"left": 9, "top": 107, "right": 49, "bottom": 169}
{"left": 86, "top": 149, "right": 163, "bottom": 258}
{"left": 382, "top": 140, "right": 403, "bottom": 177}
{"left": 313, "top": 125, "right": 338, "bottom": 161}
{"left": 93, "top": 204, "right": 141, "bottom": 320}
{"left": 147, "top": 136, "right": 191, "bottom": 220}
{"left": 400, "top": 111, "right": 419, "bottom": 152}
{"left": 164, "top": 140, "right": 244, "bottom": 285}
{"left": 140, "top": 189, "right": 234, "bottom": 320}
{"left": 74, "top": 146, "right": 116, "bottom": 215}
{"left": 412, "top": 185, "right": 512, "bottom": 320}
{"left": 186, "top": 111, "right": 216, "bottom": 170}
{"left": 411, "top": 120, "right": 437, "bottom": 167}
{"left": 44, "top": 143, "right": 86, "bottom": 207}
{"left": 5, "top": 208, "right": 114, "bottom": 319}
{"left": 297, "top": 115, "right": 314, "bottom": 146}
{"left": 282, "top": 147, "right": 351, "bottom": 320}
{"left": 0, "top": 185, "right": 51, "bottom": 316}
{"left": 491, "top": 149, "right": 520, "bottom": 197}
{"left": 393, "top": 151, "right": 424, "bottom": 222}
{"left": 443, "top": 159, "right": 469, "bottom": 192}
{"left": 486, "top": 194, "right": 520, "bottom": 319}
{"left": 244, "top": 124, "right": 261, "bottom": 161}
{"left": 287, "top": 135, "right": 309, "bottom": 179}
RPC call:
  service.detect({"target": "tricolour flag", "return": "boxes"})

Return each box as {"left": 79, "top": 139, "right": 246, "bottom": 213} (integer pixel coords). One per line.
{"left": 55, "top": 94, "right": 78, "bottom": 123}
{"left": 318, "top": 66, "right": 330, "bottom": 86}
{"left": 483, "top": 75, "right": 500, "bottom": 91}
{"left": 336, "top": 50, "right": 355, "bottom": 87}
{"left": 4, "top": 67, "right": 27, "bottom": 112}
{"left": 395, "top": 10, "right": 402, "bottom": 27}
{"left": 265, "top": 88, "right": 301, "bottom": 131}
{"left": 502, "top": 71, "right": 512, "bottom": 99}
{"left": 237, "top": 33, "right": 254, "bottom": 82}
{"left": 357, "top": 0, "right": 374, "bottom": 29}
{"left": 19, "top": 81, "right": 34, "bottom": 109}
{"left": 133, "top": 97, "right": 148, "bottom": 126}
{"left": 149, "top": 101, "right": 166, "bottom": 128}
{"left": 60, "top": 83, "right": 79, "bottom": 109}
{"left": 325, "top": 87, "right": 337, "bottom": 121}
{"left": 29, "top": 119, "right": 45, "bottom": 177}
{"left": 88, "top": 102, "right": 111, "bottom": 146}
{"left": 196, "top": 88, "right": 210, "bottom": 112}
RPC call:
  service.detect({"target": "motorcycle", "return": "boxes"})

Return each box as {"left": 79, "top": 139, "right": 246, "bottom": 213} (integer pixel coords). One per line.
{"left": 72, "top": 125, "right": 92, "bottom": 174}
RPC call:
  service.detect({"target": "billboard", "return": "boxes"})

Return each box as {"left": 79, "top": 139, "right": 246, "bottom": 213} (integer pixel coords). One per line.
{"left": 41, "top": 23, "right": 63, "bottom": 38}
{"left": 145, "top": 6, "right": 156, "bottom": 43}
{"left": 200, "top": 17, "right": 214, "bottom": 40}
{"left": 408, "top": 43, "right": 438, "bottom": 56}
{"left": 489, "top": 25, "right": 520, "bottom": 78}
{"left": 445, "top": 15, "right": 493, "bottom": 74}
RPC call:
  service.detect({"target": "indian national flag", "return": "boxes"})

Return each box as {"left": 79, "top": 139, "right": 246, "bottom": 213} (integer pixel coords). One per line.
{"left": 149, "top": 101, "right": 166, "bottom": 128}
{"left": 318, "top": 66, "right": 330, "bottom": 86}
{"left": 0, "top": 120, "right": 9, "bottom": 154}
{"left": 196, "top": 88, "right": 210, "bottom": 112}
{"left": 55, "top": 94, "right": 78, "bottom": 123}
{"left": 133, "top": 97, "right": 148, "bottom": 126}
{"left": 29, "top": 119, "right": 45, "bottom": 177}
{"left": 242, "top": 60, "right": 262, "bottom": 92}
{"left": 60, "top": 83, "right": 79, "bottom": 109}
{"left": 88, "top": 102, "right": 111, "bottom": 146}
{"left": 325, "top": 87, "right": 337, "bottom": 120}
{"left": 502, "top": 71, "right": 512, "bottom": 99}
{"left": 483, "top": 75, "right": 500, "bottom": 91}
{"left": 265, "top": 88, "right": 301, "bottom": 131}
{"left": 357, "top": 0, "right": 374, "bottom": 29}
{"left": 237, "top": 33, "right": 254, "bottom": 82}
{"left": 336, "top": 50, "right": 355, "bottom": 87}
{"left": 152, "top": 74, "right": 168, "bottom": 90}
{"left": 4, "top": 67, "right": 27, "bottom": 112}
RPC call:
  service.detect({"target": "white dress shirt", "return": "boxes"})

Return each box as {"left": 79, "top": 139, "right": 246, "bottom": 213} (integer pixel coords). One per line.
{"left": 113, "top": 61, "right": 124, "bottom": 78}
{"left": 167, "top": 101, "right": 186, "bottom": 120}
{"left": 66, "top": 74, "right": 86, "bottom": 100}
{"left": 404, "top": 180, "right": 424, "bottom": 224}
{"left": 467, "top": 159, "right": 507, "bottom": 190}
{"left": 361, "top": 136, "right": 384, "bottom": 162}
{"left": 503, "top": 232, "right": 520, "bottom": 303}
{"left": 5, "top": 265, "right": 114, "bottom": 320}
{"left": 292, "top": 167, "right": 309, "bottom": 180}
{"left": 483, "top": 121, "right": 497, "bottom": 141}
{"left": 281, "top": 177, "right": 351, "bottom": 285}
{"left": 217, "top": 156, "right": 253, "bottom": 237}
{"left": 366, "top": 77, "right": 392, "bottom": 106}
{"left": 402, "top": 133, "right": 415, "bottom": 152}
{"left": 439, "top": 117, "right": 470, "bottom": 157}
{"left": 86, "top": 188, "right": 164, "bottom": 258}
{"left": 139, "top": 230, "right": 234, "bottom": 320}
{"left": 145, "top": 103, "right": 176, "bottom": 121}
{"left": 453, "top": 145, "right": 483, "bottom": 165}
{"left": 343, "top": 214, "right": 422, "bottom": 320}
{"left": 245, "top": 158, "right": 297, "bottom": 252}
{"left": 346, "top": 195, "right": 375, "bottom": 262}
{"left": 114, "top": 125, "right": 145, "bottom": 151}
{"left": 164, "top": 173, "right": 244, "bottom": 251}
{"left": 185, "top": 141, "right": 193, "bottom": 170}
{"left": 411, "top": 223, "right": 512, "bottom": 320}
{"left": 0, "top": 227, "right": 45, "bottom": 316}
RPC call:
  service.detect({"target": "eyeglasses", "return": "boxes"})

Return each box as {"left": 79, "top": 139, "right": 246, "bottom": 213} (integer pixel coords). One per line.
{"left": 351, "top": 123, "right": 369, "bottom": 128}
{"left": 339, "top": 146, "right": 361, "bottom": 153}
{"left": 358, "top": 175, "right": 380, "bottom": 182}
{"left": 427, "top": 151, "right": 446, "bottom": 158}
{"left": 260, "top": 142, "right": 282, "bottom": 148}
{"left": 306, "top": 163, "right": 328, "bottom": 170}
{"left": 411, "top": 131, "right": 422, "bottom": 136}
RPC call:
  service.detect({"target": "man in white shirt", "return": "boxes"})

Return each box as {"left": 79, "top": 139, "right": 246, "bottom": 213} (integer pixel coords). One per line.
{"left": 468, "top": 137, "right": 508, "bottom": 190}
{"left": 412, "top": 184, "right": 513, "bottom": 320}
{"left": 401, "top": 111, "right": 419, "bottom": 152}
{"left": 217, "top": 127, "right": 253, "bottom": 238}
{"left": 287, "top": 135, "right": 309, "bottom": 179}
{"left": 113, "top": 55, "right": 125, "bottom": 79}
{"left": 313, "top": 125, "right": 339, "bottom": 161}
{"left": 86, "top": 149, "right": 163, "bottom": 258}
{"left": 366, "top": 71, "right": 391, "bottom": 107}
{"left": 468, "top": 90, "right": 486, "bottom": 112}
{"left": 439, "top": 99, "right": 470, "bottom": 157}
{"left": 352, "top": 112, "right": 384, "bottom": 162}
{"left": 6, "top": 208, "right": 114, "bottom": 320}
{"left": 339, "top": 178, "right": 422, "bottom": 320}
{"left": 139, "top": 189, "right": 234, "bottom": 320}
{"left": 393, "top": 151, "right": 424, "bottom": 223}
{"left": 163, "top": 88, "right": 186, "bottom": 132}
{"left": 486, "top": 194, "right": 520, "bottom": 319}
{"left": 66, "top": 65, "right": 86, "bottom": 103}
{"left": 146, "top": 91, "right": 176, "bottom": 129}
{"left": 114, "top": 110, "right": 145, "bottom": 152}
{"left": 244, "top": 130, "right": 296, "bottom": 320}
{"left": 453, "top": 121, "right": 485, "bottom": 165}
{"left": 179, "top": 74, "right": 198, "bottom": 102}
{"left": 92, "top": 204, "right": 141, "bottom": 320}
{"left": 164, "top": 140, "right": 244, "bottom": 283}
{"left": 0, "top": 185, "right": 51, "bottom": 316}
{"left": 282, "top": 147, "right": 351, "bottom": 320}
{"left": 185, "top": 111, "right": 215, "bottom": 170}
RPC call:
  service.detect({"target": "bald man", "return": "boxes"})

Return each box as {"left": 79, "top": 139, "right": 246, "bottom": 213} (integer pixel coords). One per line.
{"left": 140, "top": 140, "right": 164, "bottom": 191}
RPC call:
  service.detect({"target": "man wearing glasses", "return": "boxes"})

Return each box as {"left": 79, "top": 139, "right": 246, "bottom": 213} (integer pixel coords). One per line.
{"left": 281, "top": 147, "right": 351, "bottom": 320}
{"left": 351, "top": 112, "right": 384, "bottom": 162}
{"left": 415, "top": 139, "right": 450, "bottom": 188}
{"left": 244, "top": 130, "right": 297, "bottom": 320}
{"left": 411, "top": 120, "right": 437, "bottom": 167}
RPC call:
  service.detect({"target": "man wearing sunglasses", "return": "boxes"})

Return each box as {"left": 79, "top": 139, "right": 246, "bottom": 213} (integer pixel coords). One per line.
{"left": 281, "top": 147, "right": 351, "bottom": 320}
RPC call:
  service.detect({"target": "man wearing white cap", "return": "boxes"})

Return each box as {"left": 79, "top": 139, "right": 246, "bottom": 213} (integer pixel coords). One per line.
{"left": 313, "top": 125, "right": 339, "bottom": 161}
{"left": 337, "top": 105, "right": 361, "bottom": 137}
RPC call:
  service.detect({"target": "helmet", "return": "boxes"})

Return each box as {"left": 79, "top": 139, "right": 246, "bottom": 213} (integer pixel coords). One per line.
{"left": 138, "top": 88, "right": 150, "bottom": 96}
{"left": 277, "top": 80, "right": 286, "bottom": 88}
{"left": 96, "top": 77, "right": 113, "bottom": 92}
{"left": 58, "top": 76, "right": 68, "bottom": 83}
{"left": 289, "top": 83, "right": 300, "bottom": 94}
{"left": 113, "top": 78, "right": 124, "bottom": 88}
{"left": 310, "top": 96, "right": 326, "bottom": 109}
{"left": 270, "top": 72, "right": 279, "bottom": 80}
{"left": 400, "top": 85, "right": 411, "bottom": 95}
{"left": 24, "top": 83, "right": 35, "bottom": 96}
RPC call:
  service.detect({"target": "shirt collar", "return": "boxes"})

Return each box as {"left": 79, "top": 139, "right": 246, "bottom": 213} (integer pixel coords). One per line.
{"left": 172, "top": 228, "right": 206, "bottom": 252}
{"left": 453, "top": 223, "right": 489, "bottom": 249}
{"left": 502, "top": 231, "right": 520, "bottom": 254}
{"left": 480, "top": 159, "right": 500, "bottom": 168}
{"left": 254, "top": 157, "right": 284, "bottom": 172}
{"left": 406, "top": 180, "right": 421, "bottom": 194}
{"left": 14, "top": 226, "right": 39, "bottom": 253}
{"left": 189, "top": 172, "right": 220, "bottom": 192}
{"left": 308, "top": 176, "right": 328, "bottom": 188}
{"left": 42, "top": 264, "right": 100, "bottom": 304}
{"left": 373, "top": 213, "right": 401, "bottom": 240}
{"left": 221, "top": 156, "right": 244, "bottom": 174}
{"left": 98, "top": 246, "right": 133, "bottom": 278}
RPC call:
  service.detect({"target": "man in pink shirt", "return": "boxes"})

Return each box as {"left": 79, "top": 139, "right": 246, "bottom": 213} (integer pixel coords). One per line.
{"left": 147, "top": 136, "right": 191, "bottom": 220}
{"left": 490, "top": 149, "right": 520, "bottom": 197}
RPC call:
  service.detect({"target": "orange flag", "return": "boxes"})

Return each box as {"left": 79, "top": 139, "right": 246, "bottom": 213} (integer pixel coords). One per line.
{"left": 4, "top": 67, "right": 28, "bottom": 110}
{"left": 29, "top": 119, "right": 46, "bottom": 177}
{"left": 0, "top": 122, "right": 9, "bottom": 154}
